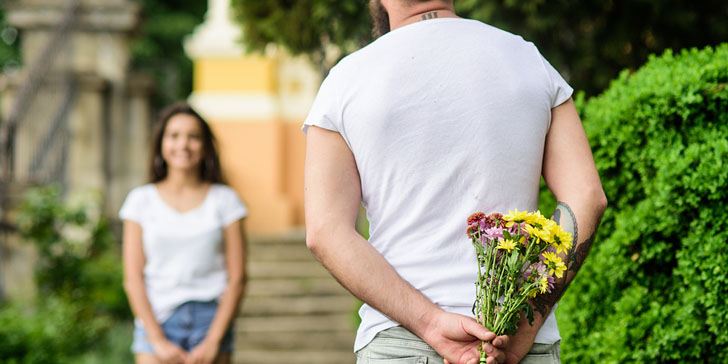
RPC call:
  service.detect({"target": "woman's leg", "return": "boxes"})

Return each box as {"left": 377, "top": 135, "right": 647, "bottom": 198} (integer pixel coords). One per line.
{"left": 136, "top": 354, "right": 161, "bottom": 364}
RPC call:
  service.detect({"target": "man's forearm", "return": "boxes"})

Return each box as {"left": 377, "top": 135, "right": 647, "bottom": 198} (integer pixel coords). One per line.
{"left": 503, "top": 198, "right": 605, "bottom": 363}
{"left": 533, "top": 199, "right": 606, "bottom": 314}
{"left": 307, "top": 226, "right": 441, "bottom": 337}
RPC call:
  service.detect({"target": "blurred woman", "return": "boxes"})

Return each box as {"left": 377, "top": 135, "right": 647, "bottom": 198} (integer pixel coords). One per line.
{"left": 120, "top": 102, "right": 247, "bottom": 364}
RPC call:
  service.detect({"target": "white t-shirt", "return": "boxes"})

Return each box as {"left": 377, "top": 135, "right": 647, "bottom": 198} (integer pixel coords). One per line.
{"left": 303, "top": 18, "right": 573, "bottom": 351}
{"left": 119, "top": 183, "right": 247, "bottom": 323}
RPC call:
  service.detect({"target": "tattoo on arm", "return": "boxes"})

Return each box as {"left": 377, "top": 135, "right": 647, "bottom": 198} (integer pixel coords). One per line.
{"left": 533, "top": 202, "right": 599, "bottom": 315}
{"left": 553, "top": 201, "right": 578, "bottom": 244}
{"left": 421, "top": 12, "right": 439, "bottom": 21}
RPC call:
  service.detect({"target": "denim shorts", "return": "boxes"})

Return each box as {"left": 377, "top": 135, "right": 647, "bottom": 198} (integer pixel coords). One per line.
{"left": 355, "top": 326, "right": 560, "bottom": 364}
{"left": 132, "top": 300, "right": 234, "bottom": 353}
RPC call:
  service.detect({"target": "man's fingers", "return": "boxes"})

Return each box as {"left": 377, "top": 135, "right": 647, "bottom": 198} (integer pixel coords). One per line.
{"left": 488, "top": 349, "right": 506, "bottom": 364}
{"left": 462, "top": 318, "right": 496, "bottom": 342}
{"left": 492, "top": 334, "right": 509, "bottom": 348}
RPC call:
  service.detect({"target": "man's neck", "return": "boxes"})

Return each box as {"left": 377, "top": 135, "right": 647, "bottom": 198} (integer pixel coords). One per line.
{"left": 387, "top": 1, "right": 457, "bottom": 32}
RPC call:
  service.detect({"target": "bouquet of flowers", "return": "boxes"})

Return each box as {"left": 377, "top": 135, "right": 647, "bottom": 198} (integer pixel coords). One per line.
{"left": 466, "top": 210, "right": 572, "bottom": 362}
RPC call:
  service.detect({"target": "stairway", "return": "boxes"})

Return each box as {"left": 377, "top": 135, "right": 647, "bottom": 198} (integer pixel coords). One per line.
{"left": 234, "top": 232, "right": 357, "bottom": 364}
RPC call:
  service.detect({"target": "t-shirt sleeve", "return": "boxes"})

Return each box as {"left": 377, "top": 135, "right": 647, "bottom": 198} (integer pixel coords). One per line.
{"left": 540, "top": 55, "right": 574, "bottom": 108}
{"left": 119, "top": 187, "right": 144, "bottom": 223}
{"left": 302, "top": 69, "right": 342, "bottom": 134}
{"left": 219, "top": 186, "right": 248, "bottom": 227}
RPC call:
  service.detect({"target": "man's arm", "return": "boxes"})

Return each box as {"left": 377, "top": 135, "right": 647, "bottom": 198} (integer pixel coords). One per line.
{"left": 504, "top": 99, "right": 608, "bottom": 363}
{"left": 304, "top": 126, "right": 508, "bottom": 364}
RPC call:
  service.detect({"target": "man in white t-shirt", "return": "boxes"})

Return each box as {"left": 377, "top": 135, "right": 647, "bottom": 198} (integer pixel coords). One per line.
{"left": 303, "top": 1, "right": 607, "bottom": 363}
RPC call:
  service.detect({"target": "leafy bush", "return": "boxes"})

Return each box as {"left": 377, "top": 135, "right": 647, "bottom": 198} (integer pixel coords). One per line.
{"left": 0, "top": 186, "right": 132, "bottom": 362}
{"left": 557, "top": 44, "right": 727, "bottom": 362}
{"left": 15, "top": 186, "right": 129, "bottom": 319}
{"left": 0, "top": 298, "right": 108, "bottom": 364}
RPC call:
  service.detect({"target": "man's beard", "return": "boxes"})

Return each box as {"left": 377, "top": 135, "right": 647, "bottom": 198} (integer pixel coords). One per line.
{"left": 369, "top": 0, "right": 390, "bottom": 38}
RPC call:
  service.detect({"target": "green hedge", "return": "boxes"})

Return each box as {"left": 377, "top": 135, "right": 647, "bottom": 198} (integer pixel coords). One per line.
{"left": 557, "top": 44, "right": 727, "bottom": 362}
{"left": 0, "top": 298, "right": 107, "bottom": 364}
{"left": 0, "top": 186, "right": 131, "bottom": 362}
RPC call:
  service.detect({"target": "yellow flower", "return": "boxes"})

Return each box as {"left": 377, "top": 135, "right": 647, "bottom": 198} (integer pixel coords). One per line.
{"left": 538, "top": 276, "right": 550, "bottom": 293}
{"left": 535, "top": 213, "right": 551, "bottom": 228}
{"left": 504, "top": 209, "right": 530, "bottom": 227}
{"left": 551, "top": 228, "right": 573, "bottom": 254}
{"left": 542, "top": 252, "right": 567, "bottom": 278}
{"left": 525, "top": 223, "right": 553, "bottom": 243}
{"left": 496, "top": 238, "right": 517, "bottom": 252}
{"left": 524, "top": 224, "right": 539, "bottom": 236}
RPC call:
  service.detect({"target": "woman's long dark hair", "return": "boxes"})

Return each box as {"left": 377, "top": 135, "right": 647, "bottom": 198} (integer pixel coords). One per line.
{"left": 149, "top": 102, "right": 225, "bottom": 184}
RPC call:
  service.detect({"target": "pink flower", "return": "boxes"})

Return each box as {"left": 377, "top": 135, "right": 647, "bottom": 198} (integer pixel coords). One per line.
{"left": 484, "top": 227, "right": 504, "bottom": 240}
{"left": 523, "top": 262, "right": 548, "bottom": 280}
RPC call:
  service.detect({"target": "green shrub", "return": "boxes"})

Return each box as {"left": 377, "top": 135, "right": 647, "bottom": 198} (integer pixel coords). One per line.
{"left": 0, "top": 186, "right": 132, "bottom": 362}
{"left": 15, "top": 186, "right": 129, "bottom": 320}
{"left": 0, "top": 298, "right": 108, "bottom": 364}
{"left": 557, "top": 44, "right": 727, "bottom": 362}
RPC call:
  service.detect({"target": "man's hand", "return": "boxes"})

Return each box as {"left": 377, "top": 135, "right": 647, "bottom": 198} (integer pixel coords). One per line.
{"left": 151, "top": 338, "right": 188, "bottom": 364}
{"left": 502, "top": 330, "right": 535, "bottom": 364}
{"left": 185, "top": 338, "right": 219, "bottom": 364}
{"left": 499, "top": 312, "right": 543, "bottom": 364}
{"left": 422, "top": 310, "right": 509, "bottom": 364}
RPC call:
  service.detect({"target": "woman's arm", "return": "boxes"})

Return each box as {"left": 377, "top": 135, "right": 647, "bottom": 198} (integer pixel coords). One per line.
{"left": 188, "top": 219, "right": 246, "bottom": 364}
{"left": 122, "top": 220, "right": 188, "bottom": 363}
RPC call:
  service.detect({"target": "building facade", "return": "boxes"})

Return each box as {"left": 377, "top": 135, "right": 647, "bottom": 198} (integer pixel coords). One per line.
{"left": 185, "top": 0, "right": 319, "bottom": 235}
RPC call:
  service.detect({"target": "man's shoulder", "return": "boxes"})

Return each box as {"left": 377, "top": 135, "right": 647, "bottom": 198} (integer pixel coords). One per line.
{"left": 459, "top": 18, "right": 535, "bottom": 49}
{"left": 325, "top": 18, "right": 536, "bottom": 81}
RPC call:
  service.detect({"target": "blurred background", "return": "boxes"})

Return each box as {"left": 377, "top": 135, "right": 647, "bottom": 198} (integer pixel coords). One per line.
{"left": 0, "top": 0, "right": 725, "bottom": 363}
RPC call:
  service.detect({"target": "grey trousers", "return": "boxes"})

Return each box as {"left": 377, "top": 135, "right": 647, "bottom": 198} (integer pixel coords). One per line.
{"left": 356, "top": 326, "right": 560, "bottom": 364}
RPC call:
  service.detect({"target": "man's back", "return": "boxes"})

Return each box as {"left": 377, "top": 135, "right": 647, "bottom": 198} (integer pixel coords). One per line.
{"left": 304, "top": 18, "right": 572, "bottom": 351}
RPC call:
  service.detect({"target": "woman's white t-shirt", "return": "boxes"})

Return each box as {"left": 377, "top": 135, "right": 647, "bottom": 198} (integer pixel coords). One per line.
{"left": 119, "top": 183, "right": 247, "bottom": 323}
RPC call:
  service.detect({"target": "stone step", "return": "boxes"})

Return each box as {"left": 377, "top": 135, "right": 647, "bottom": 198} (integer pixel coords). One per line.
{"left": 234, "top": 331, "right": 355, "bottom": 351}
{"left": 236, "top": 314, "right": 354, "bottom": 333}
{"left": 248, "top": 242, "right": 313, "bottom": 262}
{"left": 233, "top": 350, "right": 355, "bottom": 364}
{"left": 249, "top": 230, "right": 305, "bottom": 246}
{"left": 248, "top": 261, "right": 331, "bottom": 279}
{"left": 246, "top": 278, "right": 348, "bottom": 298}
{"left": 240, "top": 295, "right": 355, "bottom": 316}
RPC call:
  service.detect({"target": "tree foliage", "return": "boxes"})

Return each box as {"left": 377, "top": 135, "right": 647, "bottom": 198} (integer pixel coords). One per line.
{"left": 231, "top": 0, "right": 371, "bottom": 73}
{"left": 231, "top": 0, "right": 728, "bottom": 94}
{"left": 557, "top": 44, "right": 727, "bottom": 362}
{"left": 0, "top": 9, "right": 19, "bottom": 73}
{"left": 131, "top": 0, "right": 206, "bottom": 106}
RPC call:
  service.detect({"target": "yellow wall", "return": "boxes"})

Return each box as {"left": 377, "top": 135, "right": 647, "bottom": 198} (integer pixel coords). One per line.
{"left": 211, "top": 120, "right": 306, "bottom": 235}
{"left": 194, "top": 57, "right": 278, "bottom": 93}
{"left": 283, "top": 123, "right": 306, "bottom": 225}
{"left": 190, "top": 45, "right": 317, "bottom": 235}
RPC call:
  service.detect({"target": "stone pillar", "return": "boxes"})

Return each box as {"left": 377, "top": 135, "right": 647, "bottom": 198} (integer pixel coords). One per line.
{"left": 3, "top": 0, "right": 142, "bottom": 214}
{"left": 0, "top": 0, "right": 144, "bottom": 302}
{"left": 65, "top": 72, "right": 108, "bottom": 196}
{"left": 119, "top": 72, "right": 154, "bottom": 198}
